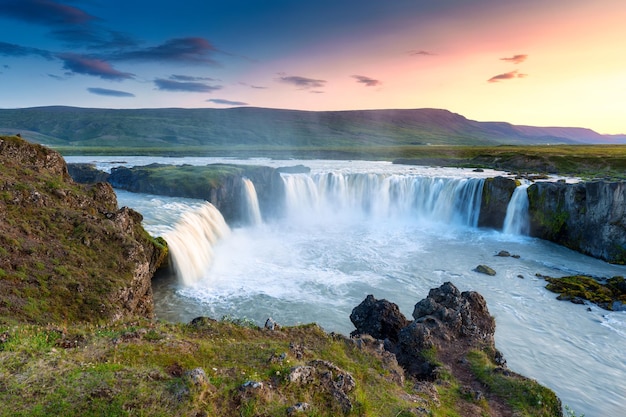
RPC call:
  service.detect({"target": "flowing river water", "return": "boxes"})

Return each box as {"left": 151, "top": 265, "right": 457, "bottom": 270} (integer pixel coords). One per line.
{"left": 66, "top": 156, "right": 626, "bottom": 416}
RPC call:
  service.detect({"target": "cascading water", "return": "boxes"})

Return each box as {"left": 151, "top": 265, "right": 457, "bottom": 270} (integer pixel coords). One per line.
{"left": 280, "top": 172, "right": 484, "bottom": 227}
{"left": 241, "top": 178, "right": 262, "bottom": 226}
{"left": 503, "top": 183, "right": 530, "bottom": 235}
{"left": 164, "top": 202, "right": 230, "bottom": 286}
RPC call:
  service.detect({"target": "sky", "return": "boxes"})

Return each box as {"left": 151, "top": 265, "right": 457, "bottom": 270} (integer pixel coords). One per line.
{"left": 0, "top": 0, "right": 625, "bottom": 134}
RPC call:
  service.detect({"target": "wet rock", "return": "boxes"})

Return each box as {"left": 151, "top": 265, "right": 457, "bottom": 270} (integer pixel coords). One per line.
{"left": 350, "top": 294, "right": 410, "bottom": 342}
{"left": 478, "top": 176, "right": 518, "bottom": 229}
{"left": 474, "top": 265, "right": 496, "bottom": 276}
{"left": 496, "top": 250, "right": 511, "bottom": 257}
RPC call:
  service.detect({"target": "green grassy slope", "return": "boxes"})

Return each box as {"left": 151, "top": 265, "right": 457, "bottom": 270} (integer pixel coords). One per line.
{"left": 1, "top": 106, "right": 610, "bottom": 151}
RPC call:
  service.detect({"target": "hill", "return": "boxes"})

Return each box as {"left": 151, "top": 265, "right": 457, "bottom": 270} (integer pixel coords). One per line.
{"left": 0, "top": 106, "right": 622, "bottom": 152}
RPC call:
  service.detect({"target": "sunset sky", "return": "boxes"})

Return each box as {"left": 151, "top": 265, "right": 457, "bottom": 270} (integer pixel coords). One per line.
{"left": 1, "top": 0, "right": 625, "bottom": 134}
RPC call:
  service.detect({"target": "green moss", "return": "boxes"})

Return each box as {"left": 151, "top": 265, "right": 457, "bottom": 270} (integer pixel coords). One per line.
{"left": 544, "top": 275, "right": 626, "bottom": 310}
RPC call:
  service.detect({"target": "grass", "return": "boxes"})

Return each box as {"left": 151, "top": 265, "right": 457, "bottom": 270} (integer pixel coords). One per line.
{"left": 466, "top": 349, "right": 562, "bottom": 417}
{"left": 0, "top": 319, "right": 431, "bottom": 417}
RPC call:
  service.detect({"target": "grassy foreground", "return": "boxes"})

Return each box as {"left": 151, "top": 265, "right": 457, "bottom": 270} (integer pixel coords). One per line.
{"left": 0, "top": 317, "right": 562, "bottom": 417}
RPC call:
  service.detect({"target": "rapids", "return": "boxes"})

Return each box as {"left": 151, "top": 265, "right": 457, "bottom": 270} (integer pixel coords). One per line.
{"left": 67, "top": 156, "right": 625, "bottom": 416}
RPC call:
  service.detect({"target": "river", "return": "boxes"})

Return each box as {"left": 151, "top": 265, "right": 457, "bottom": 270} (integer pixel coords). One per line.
{"left": 66, "top": 156, "right": 626, "bottom": 416}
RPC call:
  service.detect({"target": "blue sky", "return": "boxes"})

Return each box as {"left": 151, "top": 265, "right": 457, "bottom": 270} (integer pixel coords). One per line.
{"left": 1, "top": 0, "right": 625, "bottom": 133}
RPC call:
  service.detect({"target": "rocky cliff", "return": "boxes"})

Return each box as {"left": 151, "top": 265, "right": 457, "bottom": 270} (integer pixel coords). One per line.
{"left": 528, "top": 180, "right": 626, "bottom": 263}
{"left": 0, "top": 135, "right": 167, "bottom": 324}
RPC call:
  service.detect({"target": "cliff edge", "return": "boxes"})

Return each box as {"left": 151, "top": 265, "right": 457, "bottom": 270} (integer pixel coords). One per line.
{"left": 0, "top": 135, "right": 167, "bottom": 324}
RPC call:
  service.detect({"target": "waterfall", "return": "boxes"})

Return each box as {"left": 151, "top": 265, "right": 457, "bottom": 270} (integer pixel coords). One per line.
{"left": 242, "top": 178, "right": 262, "bottom": 226}
{"left": 280, "top": 172, "right": 484, "bottom": 227}
{"left": 165, "top": 202, "right": 231, "bottom": 285}
{"left": 503, "top": 183, "right": 530, "bottom": 235}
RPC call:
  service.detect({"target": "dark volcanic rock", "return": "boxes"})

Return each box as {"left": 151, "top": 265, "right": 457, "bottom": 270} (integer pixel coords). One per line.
{"left": 396, "top": 282, "right": 496, "bottom": 379}
{"left": 350, "top": 295, "right": 410, "bottom": 342}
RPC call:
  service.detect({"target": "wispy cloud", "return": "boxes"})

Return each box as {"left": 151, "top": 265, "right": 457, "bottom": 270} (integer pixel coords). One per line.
{"left": 278, "top": 75, "right": 326, "bottom": 90}
{"left": 113, "top": 37, "right": 218, "bottom": 64}
{"left": 488, "top": 70, "right": 527, "bottom": 83}
{"left": 0, "top": 41, "right": 53, "bottom": 59}
{"left": 57, "top": 53, "right": 134, "bottom": 80}
{"left": 240, "top": 82, "right": 267, "bottom": 89}
{"left": 52, "top": 28, "right": 138, "bottom": 50}
{"left": 500, "top": 54, "right": 528, "bottom": 64}
{"left": 352, "top": 75, "right": 381, "bottom": 87}
{"left": 207, "top": 98, "right": 249, "bottom": 106}
{"left": 0, "top": 0, "right": 95, "bottom": 26}
{"left": 409, "top": 50, "right": 436, "bottom": 56}
{"left": 154, "top": 78, "right": 222, "bottom": 92}
{"left": 170, "top": 74, "right": 216, "bottom": 82}
{"left": 87, "top": 87, "right": 135, "bottom": 97}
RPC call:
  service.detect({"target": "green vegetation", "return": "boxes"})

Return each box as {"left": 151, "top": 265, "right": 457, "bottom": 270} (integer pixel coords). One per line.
{"left": 0, "top": 318, "right": 566, "bottom": 417}
{"left": 0, "top": 135, "right": 165, "bottom": 324}
{"left": 466, "top": 350, "right": 562, "bottom": 417}
{"left": 543, "top": 275, "right": 626, "bottom": 310}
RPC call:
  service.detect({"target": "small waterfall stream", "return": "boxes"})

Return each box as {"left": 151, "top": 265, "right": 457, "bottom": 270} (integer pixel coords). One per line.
{"left": 242, "top": 178, "right": 262, "bottom": 226}
{"left": 503, "top": 183, "right": 530, "bottom": 235}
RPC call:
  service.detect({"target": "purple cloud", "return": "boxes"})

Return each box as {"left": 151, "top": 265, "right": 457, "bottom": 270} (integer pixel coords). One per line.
{"left": 207, "top": 99, "right": 249, "bottom": 106}
{"left": 154, "top": 78, "right": 222, "bottom": 93}
{"left": 57, "top": 53, "right": 134, "bottom": 80}
{"left": 0, "top": 41, "right": 53, "bottom": 60}
{"left": 409, "top": 50, "right": 436, "bottom": 56}
{"left": 500, "top": 54, "right": 528, "bottom": 64}
{"left": 352, "top": 75, "right": 381, "bottom": 87}
{"left": 0, "top": 0, "right": 95, "bottom": 26}
{"left": 488, "top": 70, "right": 528, "bottom": 83}
{"left": 87, "top": 87, "right": 135, "bottom": 97}
{"left": 114, "top": 37, "right": 218, "bottom": 64}
{"left": 278, "top": 75, "right": 326, "bottom": 90}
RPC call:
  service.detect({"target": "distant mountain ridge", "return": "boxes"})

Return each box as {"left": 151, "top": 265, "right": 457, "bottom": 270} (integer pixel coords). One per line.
{"left": 0, "top": 106, "right": 623, "bottom": 148}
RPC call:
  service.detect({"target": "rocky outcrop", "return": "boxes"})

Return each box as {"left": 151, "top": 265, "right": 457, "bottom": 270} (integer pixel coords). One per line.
{"left": 107, "top": 163, "right": 285, "bottom": 224}
{"left": 67, "top": 163, "right": 110, "bottom": 184}
{"left": 0, "top": 135, "right": 166, "bottom": 324}
{"left": 350, "top": 283, "right": 563, "bottom": 416}
{"left": 527, "top": 180, "right": 626, "bottom": 263}
{"left": 478, "top": 176, "right": 517, "bottom": 229}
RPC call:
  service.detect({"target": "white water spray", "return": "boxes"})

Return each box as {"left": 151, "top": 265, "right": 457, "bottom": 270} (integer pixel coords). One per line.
{"left": 242, "top": 178, "right": 262, "bottom": 226}
{"left": 503, "top": 183, "right": 530, "bottom": 235}
{"left": 165, "top": 202, "right": 230, "bottom": 285}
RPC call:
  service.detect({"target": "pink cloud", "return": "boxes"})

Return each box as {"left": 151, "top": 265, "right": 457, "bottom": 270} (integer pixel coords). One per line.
{"left": 500, "top": 54, "right": 528, "bottom": 64}
{"left": 488, "top": 70, "right": 528, "bottom": 83}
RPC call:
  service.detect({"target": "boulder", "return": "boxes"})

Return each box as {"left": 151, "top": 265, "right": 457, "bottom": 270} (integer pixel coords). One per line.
{"left": 349, "top": 294, "right": 410, "bottom": 342}
{"left": 474, "top": 265, "right": 496, "bottom": 276}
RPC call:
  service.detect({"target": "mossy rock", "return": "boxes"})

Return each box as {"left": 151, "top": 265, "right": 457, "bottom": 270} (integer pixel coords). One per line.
{"left": 544, "top": 275, "right": 626, "bottom": 310}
